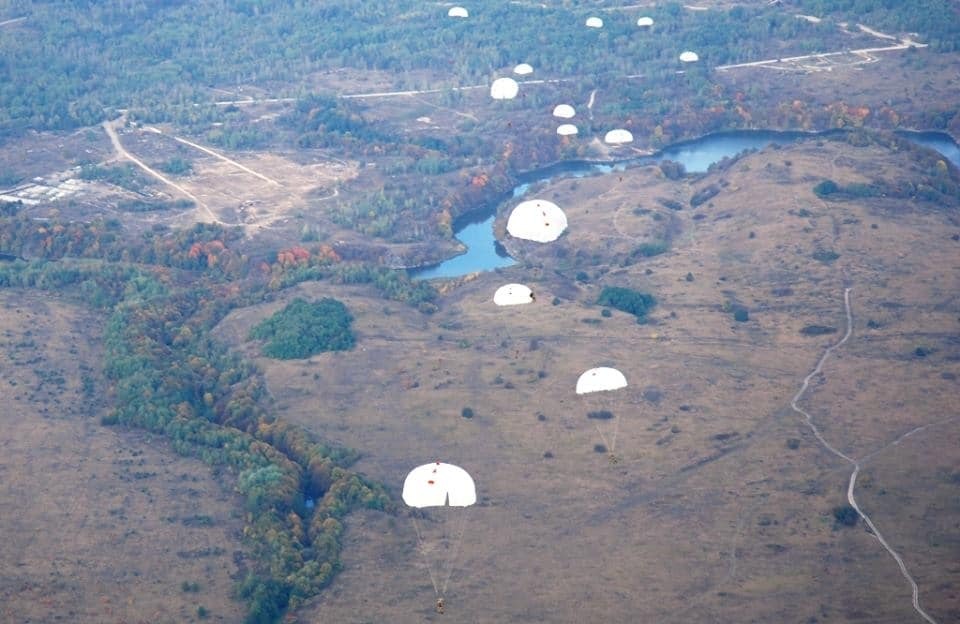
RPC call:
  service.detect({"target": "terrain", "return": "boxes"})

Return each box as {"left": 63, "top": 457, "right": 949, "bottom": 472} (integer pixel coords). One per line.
{"left": 212, "top": 138, "right": 960, "bottom": 623}
{"left": 0, "top": 292, "right": 246, "bottom": 623}
{"left": 1, "top": 1, "right": 959, "bottom": 623}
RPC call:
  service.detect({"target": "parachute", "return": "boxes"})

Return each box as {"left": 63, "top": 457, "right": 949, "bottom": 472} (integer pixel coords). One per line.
{"left": 585, "top": 16, "right": 603, "bottom": 28}
{"left": 556, "top": 124, "right": 578, "bottom": 136}
{"left": 514, "top": 63, "right": 533, "bottom": 76}
{"left": 490, "top": 77, "right": 519, "bottom": 100}
{"left": 576, "top": 367, "right": 628, "bottom": 395}
{"left": 577, "top": 367, "right": 629, "bottom": 462}
{"left": 552, "top": 104, "right": 576, "bottom": 119}
{"left": 637, "top": 16, "right": 654, "bottom": 27}
{"left": 403, "top": 462, "right": 477, "bottom": 508}
{"left": 404, "top": 462, "right": 476, "bottom": 609}
{"left": 447, "top": 6, "right": 468, "bottom": 18}
{"left": 494, "top": 283, "right": 535, "bottom": 306}
{"left": 604, "top": 129, "right": 634, "bottom": 145}
{"left": 679, "top": 50, "right": 699, "bottom": 63}
{"left": 506, "top": 199, "right": 568, "bottom": 243}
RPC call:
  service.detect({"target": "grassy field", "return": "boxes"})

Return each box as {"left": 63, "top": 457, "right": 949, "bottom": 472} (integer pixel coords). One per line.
{"left": 0, "top": 292, "right": 247, "bottom": 624}
{"left": 212, "top": 137, "right": 960, "bottom": 623}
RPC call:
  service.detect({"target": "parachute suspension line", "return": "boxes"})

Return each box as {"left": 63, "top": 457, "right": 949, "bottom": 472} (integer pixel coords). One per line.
{"left": 592, "top": 420, "right": 612, "bottom": 454}
{"left": 440, "top": 512, "right": 470, "bottom": 596}
{"left": 411, "top": 515, "right": 441, "bottom": 597}
{"left": 610, "top": 409, "right": 621, "bottom": 454}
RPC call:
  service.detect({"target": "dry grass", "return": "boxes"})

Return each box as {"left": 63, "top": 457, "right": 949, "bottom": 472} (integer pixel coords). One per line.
{"left": 213, "top": 139, "right": 960, "bottom": 623}
{"left": 0, "top": 292, "right": 246, "bottom": 624}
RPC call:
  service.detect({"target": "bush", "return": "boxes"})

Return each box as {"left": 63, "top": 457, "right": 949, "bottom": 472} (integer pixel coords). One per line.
{"left": 597, "top": 286, "right": 656, "bottom": 321}
{"left": 250, "top": 298, "right": 354, "bottom": 359}
{"left": 587, "top": 410, "right": 614, "bottom": 420}
{"left": 632, "top": 240, "right": 669, "bottom": 258}
{"left": 832, "top": 504, "right": 858, "bottom": 527}
{"left": 813, "top": 179, "right": 839, "bottom": 197}
{"left": 812, "top": 249, "right": 840, "bottom": 264}
{"left": 733, "top": 307, "right": 749, "bottom": 322}
{"left": 800, "top": 325, "right": 837, "bottom": 336}
{"left": 461, "top": 407, "right": 474, "bottom": 419}
{"left": 600, "top": 308, "right": 612, "bottom": 318}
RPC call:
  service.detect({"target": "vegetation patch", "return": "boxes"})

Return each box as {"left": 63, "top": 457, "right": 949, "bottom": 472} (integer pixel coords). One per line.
{"left": 800, "top": 325, "right": 838, "bottom": 336}
{"left": 250, "top": 298, "right": 355, "bottom": 359}
{"left": 596, "top": 286, "right": 657, "bottom": 322}
{"left": 587, "top": 410, "right": 614, "bottom": 420}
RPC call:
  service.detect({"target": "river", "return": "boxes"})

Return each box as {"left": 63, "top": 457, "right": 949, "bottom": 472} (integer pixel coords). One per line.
{"left": 411, "top": 129, "right": 959, "bottom": 280}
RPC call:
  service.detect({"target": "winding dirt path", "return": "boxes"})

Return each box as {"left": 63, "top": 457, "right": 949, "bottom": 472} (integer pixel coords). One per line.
{"left": 790, "top": 288, "right": 941, "bottom": 624}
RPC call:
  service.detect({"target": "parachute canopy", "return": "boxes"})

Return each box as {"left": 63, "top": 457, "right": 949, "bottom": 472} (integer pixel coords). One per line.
{"left": 556, "top": 124, "right": 578, "bottom": 136}
{"left": 576, "top": 367, "right": 628, "bottom": 394}
{"left": 604, "top": 129, "right": 634, "bottom": 145}
{"left": 679, "top": 50, "right": 699, "bottom": 63}
{"left": 552, "top": 104, "right": 576, "bottom": 119}
{"left": 494, "top": 283, "right": 535, "bottom": 306}
{"left": 585, "top": 16, "right": 603, "bottom": 28}
{"left": 490, "top": 77, "right": 519, "bottom": 100}
{"left": 637, "top": 16, "right": 654, "bottom": 27}
{"left": 507, "top": 199, "right": 568, "bottom": 243}
{"left": 448, "top": 6, "right": 468, "bottom": 18}
{"left": 514, "top": 63, "right": 533, "bottom": 75}
{"left": 403, "top": 462, "right": 476, "bottom": 508}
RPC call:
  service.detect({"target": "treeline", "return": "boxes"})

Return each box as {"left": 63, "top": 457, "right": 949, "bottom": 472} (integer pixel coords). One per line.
{"left": 3, "top": 0, "right": 947, "bottom": 135}
{"left": 812, "top": 130, "right": 960, "bottom": 206}
{"left": 0, "top": 212, "right": 438, "bottom": 306}
{"left": 0, "top": 257, "right": 392, "bottom": 622}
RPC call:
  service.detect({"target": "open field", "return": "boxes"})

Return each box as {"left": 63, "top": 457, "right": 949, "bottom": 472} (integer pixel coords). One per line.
{"left": 208, "top": 138, "right": 960, "bottom": 623}
{"left": 0, "top": 292, "right": 247, "bottom": 624}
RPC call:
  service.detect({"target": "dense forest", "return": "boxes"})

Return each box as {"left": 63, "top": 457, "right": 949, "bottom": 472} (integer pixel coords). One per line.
{"left": 1, "top": 0, "right": 958, "bottom": 134}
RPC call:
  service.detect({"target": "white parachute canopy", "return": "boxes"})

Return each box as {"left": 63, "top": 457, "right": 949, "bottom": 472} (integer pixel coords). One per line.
{"left": 679, "top": 50, "right": 699, "bottom": 63}
{"left": 448, "top": 6, "right": 468, "bottom": 18}
{"left": 490, "top": 77, "right": 519, "bottom": 100}
{"left": 507, "top": 199, "right": 568, "bottom": 243}
{"left": 514, "top": 63, "right": 533, "bottom": 76}
{"left": 556, "top": 124, "right": 578, "bottom": 136}
{"left": 403, "top": 462, "right": 477, "bottom": 508}
{"left": 585, "top": 16, "right": 603, "bottom": 28}
{"left": 494, "top": 283, "right": 535, "bottom": 306}
{"left": 636, "top": 16, "right": 654, "bottom": 27}
{"left": 576, "top": 367, "right": 628, "bottom": 395}
{"left": 604, "top": 128, "right": 634, "bottom": 145}
{"left": 552, "top": 104, "right": 576, "bottom": 119}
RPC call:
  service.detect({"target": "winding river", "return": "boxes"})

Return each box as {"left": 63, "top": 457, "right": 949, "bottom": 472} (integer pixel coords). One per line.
{"left": 411, "top": 130, "right": 960, "bottom": 280}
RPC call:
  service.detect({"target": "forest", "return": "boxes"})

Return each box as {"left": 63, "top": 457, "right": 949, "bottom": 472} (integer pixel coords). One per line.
{"left": 1, "top": 0, "right": 958, "bottom": 135}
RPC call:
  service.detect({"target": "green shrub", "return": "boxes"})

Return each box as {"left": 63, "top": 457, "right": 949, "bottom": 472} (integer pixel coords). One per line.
{"left": 596, "top": 286, "right": 656, "bottom": 321}
{"left": 832, "top": 505, "right": 858, "bottom": 527}
{"left": 800, "top": 325, "right": 837, "bottom": 336}
{"left": 812, "top": 249, "right": 840, "bottom": 264}
{"left": 813, "top": 179, "right": 839, "bottom": 197}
